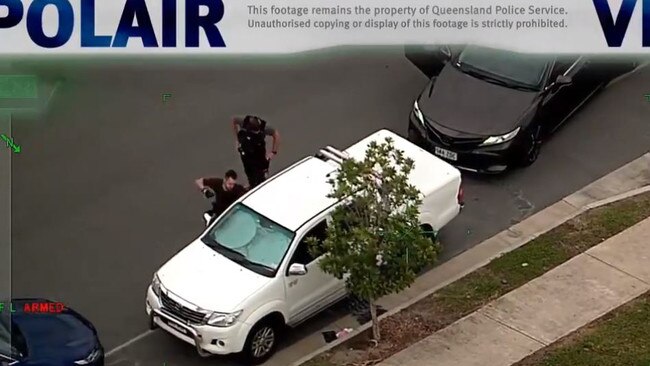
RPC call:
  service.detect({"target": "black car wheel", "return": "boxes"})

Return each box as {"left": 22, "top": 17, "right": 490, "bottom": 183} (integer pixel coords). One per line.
{"left": 243, "top": 319, "right": 280, "bottom": 365}
{"left": 517, "top": 128, "right": 542, "bottom": 167}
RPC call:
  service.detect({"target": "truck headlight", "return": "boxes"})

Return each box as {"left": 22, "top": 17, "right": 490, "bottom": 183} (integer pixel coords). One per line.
{"left": 480, "top": 127, "right": 520, "bottom": 146}
{"left": 74, "top": 346, "right": 102, "bottom": 365}
{"left": 151, "top": 274, "right": 161, "bottom": 297}
{"left": 207, "top": 310, "right": 243, "bottom": 327}
{"left": 413, "top": 100, "right": 424, "bottom": 124}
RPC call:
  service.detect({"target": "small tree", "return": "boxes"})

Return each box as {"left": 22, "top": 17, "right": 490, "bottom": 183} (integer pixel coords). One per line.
{"left": 309, "top": 137, "right": 439, "bottom": 341}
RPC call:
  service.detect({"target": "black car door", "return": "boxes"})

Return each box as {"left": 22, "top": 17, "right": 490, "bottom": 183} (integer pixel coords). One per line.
{"left": 538, "top": 56, "right": 602, "bottom": 134}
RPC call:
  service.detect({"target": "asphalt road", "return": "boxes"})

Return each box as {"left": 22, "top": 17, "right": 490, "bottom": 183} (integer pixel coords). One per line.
{"left": 9, "top": 48, "right": 650, "bottom": 366}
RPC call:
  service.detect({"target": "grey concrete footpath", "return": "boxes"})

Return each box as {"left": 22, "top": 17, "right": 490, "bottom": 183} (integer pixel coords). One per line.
{"left": 294, "top": 152, "right": 650, "bottom": 366}
{"left": 379, "top": 216, "right": 650, "bottom": 366}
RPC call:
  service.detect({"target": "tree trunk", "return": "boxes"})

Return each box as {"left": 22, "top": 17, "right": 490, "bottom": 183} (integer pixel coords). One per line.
{"left": 369, "top": 299, "right": 381, "bottom": 341}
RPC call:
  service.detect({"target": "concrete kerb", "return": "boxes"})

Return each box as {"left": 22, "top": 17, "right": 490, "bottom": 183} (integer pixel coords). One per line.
{"left": 581, "top": 184, "right": 650, "bottom": 211}
{"left": 292, "top": 154, "right": 650, "bottom": 366}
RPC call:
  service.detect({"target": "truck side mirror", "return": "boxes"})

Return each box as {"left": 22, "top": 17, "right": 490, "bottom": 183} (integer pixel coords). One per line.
{"left": 288, "top": 263, "right": 308, "bottom": 276}
{"left": 555, "top": 74, "right": 572, "bottom": 85}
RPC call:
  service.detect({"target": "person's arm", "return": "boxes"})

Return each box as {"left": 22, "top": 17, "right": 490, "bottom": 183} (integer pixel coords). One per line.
{"left": 270, "top": 129, "right": 280, "bottom": 154}
{"left": 195, "top": 177, "right": 206, "bottom": 190}
{"left": 232, "top": 116, "right": 242, "bottom": 135}
{"left": 232, "top": 117, "right": 242, "bottom": 150}
{"left": 196, "top": 177, "right": 218, "bottom": 191}
{"left": 264, "top": 125, "right": 280, "bottom": 155}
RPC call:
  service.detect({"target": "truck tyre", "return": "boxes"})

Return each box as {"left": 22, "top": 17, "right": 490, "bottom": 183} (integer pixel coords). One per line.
{"left": 420, "top": 224, "right": 437, "bottom": 244}
{"left": 242, "top": 318, "right": 280, "bottom": 364}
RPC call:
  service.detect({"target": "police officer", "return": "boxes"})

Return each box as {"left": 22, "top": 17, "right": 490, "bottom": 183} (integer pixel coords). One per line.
{"left": 232, "top": 115, "right": 280, "bottom": 188}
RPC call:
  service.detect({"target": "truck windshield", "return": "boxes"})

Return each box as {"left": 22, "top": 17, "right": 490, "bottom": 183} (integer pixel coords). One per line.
{"left": 201, "top": 203, "right": 295, "bottom": 277}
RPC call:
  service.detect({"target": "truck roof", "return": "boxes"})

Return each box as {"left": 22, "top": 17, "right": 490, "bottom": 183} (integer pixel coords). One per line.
{"left": 241, "top": 129, "right": 460, "bottom": 231}
{"left": 242, "top": 157, "right": 339, "bottom": 231}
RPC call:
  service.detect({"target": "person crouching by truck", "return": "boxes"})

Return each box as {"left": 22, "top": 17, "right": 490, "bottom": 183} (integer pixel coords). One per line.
{"left": 195, "top": 169, "right": 247, "bottom": 224}
{"left": 232, "top": 115, "right": 280, "bottom": 189}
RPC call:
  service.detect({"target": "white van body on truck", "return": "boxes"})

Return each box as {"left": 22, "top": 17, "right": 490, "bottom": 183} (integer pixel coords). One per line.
{"left": 145, "top": 129, "right": 464, "bottom": 364}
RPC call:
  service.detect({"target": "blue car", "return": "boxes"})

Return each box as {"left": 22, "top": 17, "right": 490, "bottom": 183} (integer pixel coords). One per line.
{"left": 0, "top": 299, "right": 104, "bottom": 365}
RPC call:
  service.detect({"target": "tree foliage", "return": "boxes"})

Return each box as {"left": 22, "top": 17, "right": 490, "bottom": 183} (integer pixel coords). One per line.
{"left": 308, "top": 137, "right": 440, "bottom": 340}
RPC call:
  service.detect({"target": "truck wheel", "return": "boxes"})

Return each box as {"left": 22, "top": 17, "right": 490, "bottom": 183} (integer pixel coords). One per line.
{"left": 243, "top": 319, "right": 280, "bottom": 364}
{"left": 421, "top": 224, "right": 437, "bottom": 244}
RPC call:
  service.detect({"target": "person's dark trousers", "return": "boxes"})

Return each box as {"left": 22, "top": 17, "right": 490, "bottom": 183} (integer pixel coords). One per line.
{"left": 208, "top": 215, "right": 218, "bottom": 226}
{"left": 206, "top": 207, "right": 226, "bottom": 226}
{"left": 205, "top": 209, "right": 217, "bottom": 226}
{"left": 242, "top": 155, "right": 269, "bottom": 189}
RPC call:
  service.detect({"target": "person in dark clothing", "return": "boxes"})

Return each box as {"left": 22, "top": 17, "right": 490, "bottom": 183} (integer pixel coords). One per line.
{"left": 232, "top": 115, "right": 280, "bottom": 189}
{"left": 195, "top": 169, "right": 247, "bottom": 224}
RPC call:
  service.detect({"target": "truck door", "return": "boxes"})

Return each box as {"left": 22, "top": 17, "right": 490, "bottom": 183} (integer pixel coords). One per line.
{"left": 284, "top": 219, "right": 344, "bottom": 325}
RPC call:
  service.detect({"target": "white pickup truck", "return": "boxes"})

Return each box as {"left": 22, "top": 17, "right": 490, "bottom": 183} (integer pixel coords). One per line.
{"left": 145, "top": 129, "right": 464, "bottom": 364}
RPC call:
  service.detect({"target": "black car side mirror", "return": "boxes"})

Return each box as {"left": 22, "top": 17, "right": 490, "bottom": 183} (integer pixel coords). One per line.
{"left": 555, "top": 74, "right": 572, "bottom": 85}
{"left": 544, "top": 74, "right": 572, "bottom": 93}
{"left": 439, "top": 46, "right": 452, "bottom": 60}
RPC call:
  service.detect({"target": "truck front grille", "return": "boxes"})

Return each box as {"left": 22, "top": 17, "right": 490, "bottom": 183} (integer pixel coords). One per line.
{"left": 160, "top": 292, "right": 207, "bottom": 325}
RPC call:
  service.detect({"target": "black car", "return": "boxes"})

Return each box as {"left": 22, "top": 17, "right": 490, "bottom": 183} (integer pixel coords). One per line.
{"left": 0, "top": 299, "right": 104, "bottom": 365}
{"left": 407, "top": 45, "right": 636, "bottom": 173}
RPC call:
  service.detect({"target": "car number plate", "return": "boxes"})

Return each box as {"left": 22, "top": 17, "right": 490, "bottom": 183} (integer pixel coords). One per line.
{"left": 434, "top": 147, "right": 458, "bottom": 161}
{"left": 165, "top": 319, "right": 189, "bottom": 335}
